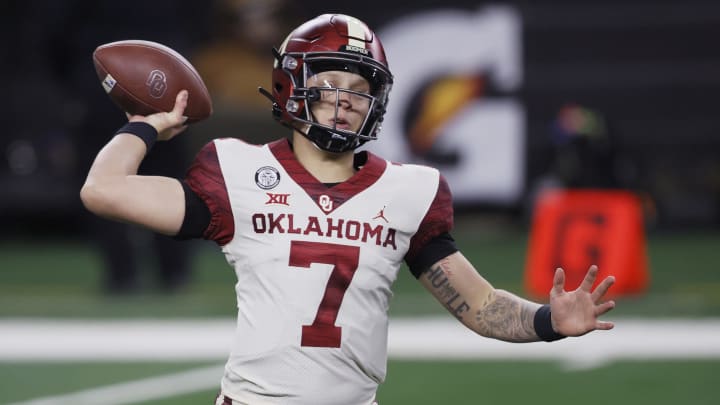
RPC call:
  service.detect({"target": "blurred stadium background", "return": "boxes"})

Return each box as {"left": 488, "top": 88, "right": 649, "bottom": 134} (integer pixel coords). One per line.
{"left": 1, "top": 0, "right": 719, "bottom": 404}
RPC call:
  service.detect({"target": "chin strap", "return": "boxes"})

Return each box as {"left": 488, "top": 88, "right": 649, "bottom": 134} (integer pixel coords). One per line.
{"left": 305, "top": 125, "right": 362, "bottom": 153}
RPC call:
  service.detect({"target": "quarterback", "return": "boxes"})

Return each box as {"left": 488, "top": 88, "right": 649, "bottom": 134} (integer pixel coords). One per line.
{"left": 81, "top": 14, "right": 616, "bottom": 405}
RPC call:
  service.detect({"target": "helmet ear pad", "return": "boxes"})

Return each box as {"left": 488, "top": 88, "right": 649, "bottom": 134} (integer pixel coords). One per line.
{"left": 271, "top": 55, "right": 307, "bottom": 125}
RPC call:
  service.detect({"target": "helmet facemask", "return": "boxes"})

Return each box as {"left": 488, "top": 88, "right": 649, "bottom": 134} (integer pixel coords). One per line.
{"left": 280, "top": 52, "right": 393, "bottom": 153}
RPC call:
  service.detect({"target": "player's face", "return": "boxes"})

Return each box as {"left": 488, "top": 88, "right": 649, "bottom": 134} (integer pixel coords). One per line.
{"left": 306, "top": 71, "right": 372, "bottom": 134}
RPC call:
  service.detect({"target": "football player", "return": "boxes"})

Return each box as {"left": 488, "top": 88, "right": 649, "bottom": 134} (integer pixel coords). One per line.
{"left": 81, "top": 14, "right": 616, "bottom": 405}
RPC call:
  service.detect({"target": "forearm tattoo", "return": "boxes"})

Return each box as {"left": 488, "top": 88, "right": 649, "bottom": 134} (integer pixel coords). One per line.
{"left": 422, "top": 263, "right": 471, "bottom": 321}
{"left": 474, "top": 290, "right": 539, "bottom": 343}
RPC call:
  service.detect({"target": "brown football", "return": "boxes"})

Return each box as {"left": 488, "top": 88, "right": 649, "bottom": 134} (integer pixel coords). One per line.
{"left": 92, "top": 40, "right": 212, "bottom": 123}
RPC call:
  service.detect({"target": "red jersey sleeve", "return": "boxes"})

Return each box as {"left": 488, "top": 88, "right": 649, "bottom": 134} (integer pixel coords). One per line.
{"left": 184, "top": 141, "right": 234, "bottom": 245}
{"left": 405, "top": 174, "right": 454, "bottom": 266}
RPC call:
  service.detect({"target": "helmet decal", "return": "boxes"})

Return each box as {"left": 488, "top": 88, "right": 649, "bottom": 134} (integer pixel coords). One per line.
{"left": 345, "top": 16, "right": 368, "bottom": 49}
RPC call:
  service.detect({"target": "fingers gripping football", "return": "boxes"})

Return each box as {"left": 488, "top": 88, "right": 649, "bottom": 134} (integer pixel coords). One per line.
{"left": 128, "top": 90, "right": 189, "bottom": 141}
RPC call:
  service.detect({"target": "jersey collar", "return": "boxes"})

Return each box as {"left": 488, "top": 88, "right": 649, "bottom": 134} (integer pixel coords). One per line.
{"left": 268, "top": 138, "right": 387, "bottom": 215}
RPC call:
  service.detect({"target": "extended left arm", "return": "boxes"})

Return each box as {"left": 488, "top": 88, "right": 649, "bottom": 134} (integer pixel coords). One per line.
{"left": 418, "top": 252, "right": 616, "bottom": 342}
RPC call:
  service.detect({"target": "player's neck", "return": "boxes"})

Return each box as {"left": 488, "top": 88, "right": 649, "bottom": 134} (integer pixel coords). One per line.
{"left": 291, "top": 133, "right": 356, "bottom": 183}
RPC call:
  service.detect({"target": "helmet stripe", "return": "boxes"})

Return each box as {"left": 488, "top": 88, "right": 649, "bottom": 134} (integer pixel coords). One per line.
{"left": 345, "top": 16, "right": 366, "bottom": 49}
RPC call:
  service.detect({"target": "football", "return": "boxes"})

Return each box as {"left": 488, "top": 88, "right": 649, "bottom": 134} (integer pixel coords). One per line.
{"left": 92, "top": 40, "right": 212, "bottom": 123}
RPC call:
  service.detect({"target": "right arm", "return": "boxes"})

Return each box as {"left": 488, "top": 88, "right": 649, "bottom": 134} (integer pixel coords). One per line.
{"left": 80, "top": 90, "right": 190, "bottom": 235}
{"left": 418, "top": 252, "right": 542, "bottom": 342}
{"left": 409, "top": 172, "right": 614, "bottom": 343}
{"left": 419, "top": 252, "right": 615, "bottom": 342}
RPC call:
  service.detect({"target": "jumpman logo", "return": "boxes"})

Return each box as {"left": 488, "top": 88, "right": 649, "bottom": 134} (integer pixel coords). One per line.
{"left": 373, "top": 206, "right": 389, "bottom": 223}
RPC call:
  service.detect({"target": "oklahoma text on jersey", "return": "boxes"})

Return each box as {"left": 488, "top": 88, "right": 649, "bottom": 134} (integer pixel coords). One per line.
{"left": 251, "top": 213, "right": 398, "bottom": 250}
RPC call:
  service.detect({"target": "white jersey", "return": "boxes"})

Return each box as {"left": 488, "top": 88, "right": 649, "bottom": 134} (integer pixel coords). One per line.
{"left": 185, "top": 138, "right": 453, "bottom": 404}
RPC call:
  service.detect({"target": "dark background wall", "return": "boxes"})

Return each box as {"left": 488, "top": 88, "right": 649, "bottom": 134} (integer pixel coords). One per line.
{"left": 1, "top": 0, "right": 718, "bottom": 236}
{"left": 306, "top": 0, "right": 720, "bottom": 228}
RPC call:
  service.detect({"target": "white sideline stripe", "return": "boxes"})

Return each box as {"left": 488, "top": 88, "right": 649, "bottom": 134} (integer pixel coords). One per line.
{"left": 0, "top": 319, "right": 235, "bottom": 361}
{"left": 3, "top": 318, "right": 720, "bottom": 405}
{"left": 390, "top": 317, "right": 720, "bottom": 362}
{"left": 2, "top": 317, "right": 720, "bottom": 362}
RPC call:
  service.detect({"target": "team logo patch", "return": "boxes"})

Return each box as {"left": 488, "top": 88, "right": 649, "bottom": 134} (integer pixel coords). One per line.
{"left": 255, "top": 166, "right": 281, "bottom": 189}
{"left": 318, "top": 194, "right": 334, "bottom": 212}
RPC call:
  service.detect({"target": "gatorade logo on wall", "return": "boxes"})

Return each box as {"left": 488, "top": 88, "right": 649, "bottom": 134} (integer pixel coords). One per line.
{"left": 371, "top": 6, "right": 524, "bottom": 205}
{"left": 525, "top": 190, "right": 649, "bottom": 299}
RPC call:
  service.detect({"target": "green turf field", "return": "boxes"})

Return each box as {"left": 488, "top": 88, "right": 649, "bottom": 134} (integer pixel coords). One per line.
{"left": 1, "top": 360, "right": 718, "bottom": 404}
{"left": 1, "top": 221, "right": 719, "bottom": 404}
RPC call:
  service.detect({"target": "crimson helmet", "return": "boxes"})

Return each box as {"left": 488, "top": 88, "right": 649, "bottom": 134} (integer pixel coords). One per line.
{"left": 266, "top": 14, "right": 393, "bottom": 153}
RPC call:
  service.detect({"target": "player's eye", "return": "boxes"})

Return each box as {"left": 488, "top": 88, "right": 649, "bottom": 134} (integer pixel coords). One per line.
{"left": 351, "top": 84, "right": 370, "bottom": 94}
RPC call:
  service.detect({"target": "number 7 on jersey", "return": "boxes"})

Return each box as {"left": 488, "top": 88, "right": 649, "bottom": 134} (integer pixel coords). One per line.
{"left": 289, "top": 240, "right": 360, "bottom": 348}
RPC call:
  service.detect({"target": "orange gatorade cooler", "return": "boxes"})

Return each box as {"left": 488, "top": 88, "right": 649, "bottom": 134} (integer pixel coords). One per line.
{"left": 525, "top": 189, "right": 649, "bottom": 299}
